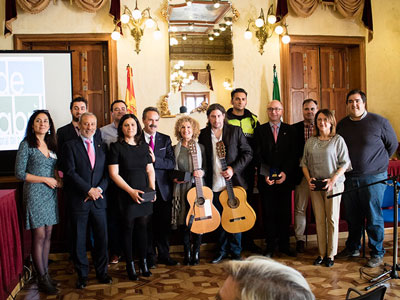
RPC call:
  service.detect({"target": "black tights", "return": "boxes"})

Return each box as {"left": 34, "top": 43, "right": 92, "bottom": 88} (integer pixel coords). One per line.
{"left": 32, "top": 225, "right": 53, "bottom": 276}
{"left": 123, "top": 215, "right": 150, "bottom": 262}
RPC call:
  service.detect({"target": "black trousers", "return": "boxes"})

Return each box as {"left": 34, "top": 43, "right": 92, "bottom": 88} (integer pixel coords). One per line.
{"left": 259, "top": 182, "right": 292, "bottom": 251}
{"left": 71, "top": 206, "right": 108, "bottom": 279}
{"left": 147, "top": 188, "right": 172, "bottom": 260}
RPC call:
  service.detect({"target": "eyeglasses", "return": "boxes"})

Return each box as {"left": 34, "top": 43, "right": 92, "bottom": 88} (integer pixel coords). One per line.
{"left": 267, "top": 107, "right": 283, "bottom": 112}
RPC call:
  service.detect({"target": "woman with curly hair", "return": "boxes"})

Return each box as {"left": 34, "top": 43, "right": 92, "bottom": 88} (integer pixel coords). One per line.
{"left": 172, "top": 116, "right": 206, "bottom": 265}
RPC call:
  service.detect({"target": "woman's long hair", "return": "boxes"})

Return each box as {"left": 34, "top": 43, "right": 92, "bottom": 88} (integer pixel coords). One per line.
{"left": 314, "top": 109, "right": 337, "bottom": 137}
{"left": 117, "top": 114, "right": 143, "bottom": 144}
{"left": 25, "top": 110, "right": 57, "bottom": 152}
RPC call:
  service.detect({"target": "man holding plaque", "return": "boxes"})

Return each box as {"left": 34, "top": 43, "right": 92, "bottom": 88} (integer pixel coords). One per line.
{"left": 254, "top": 100, "right": 297, "bottom": 258}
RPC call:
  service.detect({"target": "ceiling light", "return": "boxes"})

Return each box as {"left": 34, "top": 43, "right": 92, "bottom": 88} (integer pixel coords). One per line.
{"left": 186, "top": 0, "right": 192, "bottom": 6}
{"left": 224, "top": 17, "right": 232, "bottom": 26}
{"left": 208, "top": 34, "right": 214, "bottom": 41}
{"left": 213, "top": 0, "right": 220, "bottom": 9}
{"left": 189, "top": 23, "right": 194, "bottom": 30}
{"left": 213, "top": 29, "right": 220, "bottom": 36}
{"left": 182, "top": 34, "right": 187, "bottom": 40}
{"left": 219, "top": 23, "right": 227, "bottom": 31}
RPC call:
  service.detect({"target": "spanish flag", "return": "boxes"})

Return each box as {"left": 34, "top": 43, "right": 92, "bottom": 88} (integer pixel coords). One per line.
{"left": 125, "top": 65, "right": 137, "bottom": 115}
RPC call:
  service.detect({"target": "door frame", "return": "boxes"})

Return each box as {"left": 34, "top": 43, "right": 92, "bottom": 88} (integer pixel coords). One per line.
{"left": 280, "top": 35, "right": 366, "bottom": 123}
{"left": 13, "top": 33, "right": 118, "bottom": 113}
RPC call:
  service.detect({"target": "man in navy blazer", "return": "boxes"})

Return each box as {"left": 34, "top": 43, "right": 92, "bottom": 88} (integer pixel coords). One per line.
{"left": 142, "top": 107, "right": 177, "bottom": 266}
{"left": 254, "top": 100, "right": 297, "bottom": 258}
{"left": 63, "top": 112, "right": 111, "bottom": 289}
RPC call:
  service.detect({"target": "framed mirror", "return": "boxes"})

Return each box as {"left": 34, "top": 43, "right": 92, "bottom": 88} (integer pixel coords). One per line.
{"left": 165, "top": 0, "right": 237, "bottom": 116}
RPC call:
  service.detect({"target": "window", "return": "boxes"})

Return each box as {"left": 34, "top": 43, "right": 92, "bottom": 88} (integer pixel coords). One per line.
{"left": 181, "top": 92, "right": 210, "bottom": 113}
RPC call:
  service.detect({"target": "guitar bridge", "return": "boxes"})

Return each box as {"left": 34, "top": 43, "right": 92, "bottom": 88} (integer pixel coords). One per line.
{"left": 195, "top": 216, "right": 212, "bottom": 221}
{"left": 229, "top": 216, "right": 246, "bottom": 222}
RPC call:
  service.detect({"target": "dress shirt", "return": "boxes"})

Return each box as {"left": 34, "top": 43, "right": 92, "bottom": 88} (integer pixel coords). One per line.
{"left": 100, "top": 122, "right": 118, "bottom": 148}
{"left": 211, "top": 129, "right": 226, "bottom": 192}
{"left": 143, "top": 131, "right": 156, "bottom": 145}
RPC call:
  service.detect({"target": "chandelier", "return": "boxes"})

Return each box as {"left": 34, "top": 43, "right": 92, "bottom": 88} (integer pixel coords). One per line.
{"left": 171, "top": 61, "right": 195, "bottom": 92}
{"left": 244, "top": 4, "right": 290, "bottom": 55}
{"left": 111, "top": 0, "right": 161, "bottom": 54}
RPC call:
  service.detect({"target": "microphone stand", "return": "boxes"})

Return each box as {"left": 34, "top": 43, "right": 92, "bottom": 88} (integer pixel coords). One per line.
{"left": 328, "top": 175, "right": 399, "bottom": 290}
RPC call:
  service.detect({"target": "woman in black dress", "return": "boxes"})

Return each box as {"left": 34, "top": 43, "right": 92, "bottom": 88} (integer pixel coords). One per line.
{"left": 108, "top": 114, "right": 156, "bottom": 280}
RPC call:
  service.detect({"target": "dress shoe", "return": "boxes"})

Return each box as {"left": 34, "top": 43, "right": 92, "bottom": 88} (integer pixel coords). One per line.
{"left": 313, "top": 256, "right": 323, "bottom": 265}
{"left": 109, "top": 255, "right": 120, "bottom": 264}
{"left": 38, "top": 273, "right": 59, "bottom": 294}
{"left": 230, "top": 253, "right": 242, "bottom": 261}
{"left": 325, "top": 258, "right": 334, "bottom": 267}
{"left": 147, "top": 256, "right": 157, "bottom": 269}
{"left": 44, "top": 272, "right": 58, "bottom": 287}
{"left": 97, "top": 274, "right": 112, "bottom": 284}
{"left": 158, "top": 257, "right": 178, "bottom": 266}
{"left": 335, "top": 248, "right": 360, "bottom": 259}
{"left": 139, "top": 259, "right": 153, "bottom": 277}
{"left": 243, "top": 242, "right": 263, "bottom": 254}
{"left": 126, "top": 261, "right": 138, "bottom": 281}
{"left": 296, "top": 240, "right": 305, "bottom": 253}
{"left": 211, "top": 253, "right": 228, "bottom": 264}
{"left": 280, "top": 247, "right": 297, "bottom": 257}
{"left": 76, "top": 277, "right": 88, "bottom": 289}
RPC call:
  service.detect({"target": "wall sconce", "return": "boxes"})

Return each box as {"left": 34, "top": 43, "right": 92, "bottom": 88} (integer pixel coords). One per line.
{"left": 171, "top": 61, "right": 195, "bottom": 92}
{"left": 244, "top": 4, "right": 290, "bottom": 55}
{"left": 111, "top": 0, "right": 161, "bottom": 54}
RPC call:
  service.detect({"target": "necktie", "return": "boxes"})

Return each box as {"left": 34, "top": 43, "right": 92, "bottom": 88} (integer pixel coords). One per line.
{"left": 149, "top": 135, "right": 155, "bottom": 151}
{"left": 272, "top": 125, "right": 278, "bottom": 143}
{"left": 85, "top": 139, "right": 95, "bottom": 169}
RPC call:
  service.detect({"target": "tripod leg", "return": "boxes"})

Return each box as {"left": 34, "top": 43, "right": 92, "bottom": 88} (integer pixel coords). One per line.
{"left": 365, "top": 276, "right": 391, "bottom": 291}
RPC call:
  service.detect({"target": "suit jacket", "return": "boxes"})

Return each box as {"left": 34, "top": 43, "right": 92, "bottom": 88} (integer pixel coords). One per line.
{"left": 198, "top": 124, "right": 253, "bottom": 189}
{"left": 63, "top": 132, "right": 108, "bottom": 211}
{"left": 292, "top": 121, "right": 307, "bottom": 185}
{"left": 254, "top": 122, "right": 297, "bottom": 188}
{"left": 142, "top": 132, "right": 175, "bottom": 201}
{"left": 57, "top": 122, "right": 102, "bottom": 172}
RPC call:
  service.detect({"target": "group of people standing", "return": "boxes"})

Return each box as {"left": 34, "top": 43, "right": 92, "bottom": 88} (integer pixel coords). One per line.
{"left": 15, "top": 88, "right": 397, "bottom": 296}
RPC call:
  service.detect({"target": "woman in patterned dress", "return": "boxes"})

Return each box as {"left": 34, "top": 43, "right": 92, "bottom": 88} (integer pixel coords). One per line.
{"left": 15, "top": 110, "right": 61, "bottom": 294}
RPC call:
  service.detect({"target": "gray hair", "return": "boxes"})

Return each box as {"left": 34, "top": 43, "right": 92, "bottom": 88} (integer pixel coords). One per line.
{"left": 224, "top": 256, "right": 315, "bottom": 300}
{"left": 79, "top": 112, "right": 97, "bottom": 124}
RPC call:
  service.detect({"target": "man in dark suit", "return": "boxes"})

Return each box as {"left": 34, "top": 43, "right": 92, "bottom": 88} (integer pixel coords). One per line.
{"left": 63, "top": 112, "right": 111, "bottom": 289}
{"left": 292, "top": 99, "right": 318, "bottom": 253}
{"left": 57, "top": 96, "right": 88, "bottom": 170}
{"left": 198, "top": 104, "right": 253, "bottom": 264}
{"left": 142, "top": 107, "right": 177, "bottom": 266}
{"left": 254, "top": 100, "right": 297, "bottom": 258}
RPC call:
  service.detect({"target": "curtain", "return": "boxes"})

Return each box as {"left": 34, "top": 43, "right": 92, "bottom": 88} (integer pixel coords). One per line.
{"left": 288, "top": 0, "right": 319, "bottom": 18}
{"left": 4, "top": 0, "right": 17, "bottom": 36}
{"left": 335, "top": 0, "right": 363, "bottom": 18}
{"left": 16, "top": 0, "right": 51, "bottom": 14}
{"left": 74, "top": 0, "right": 107, "bottom": 13}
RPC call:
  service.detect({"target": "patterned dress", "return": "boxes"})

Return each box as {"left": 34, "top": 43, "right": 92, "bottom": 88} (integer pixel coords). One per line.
{"left": 15, "top": 140, "right": 59, "bottom": 230}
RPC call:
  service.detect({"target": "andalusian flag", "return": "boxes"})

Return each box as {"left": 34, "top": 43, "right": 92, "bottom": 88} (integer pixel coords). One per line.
{"left": 272, "top": 64, "right": 281, "bottom": 101}
{"left": 125, "top": 65, "right": 137, "bottom": 115}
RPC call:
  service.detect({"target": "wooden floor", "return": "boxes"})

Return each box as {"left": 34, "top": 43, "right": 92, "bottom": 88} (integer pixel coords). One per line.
{"left": 13, "top": 233, "right": 400, "bottom": 300}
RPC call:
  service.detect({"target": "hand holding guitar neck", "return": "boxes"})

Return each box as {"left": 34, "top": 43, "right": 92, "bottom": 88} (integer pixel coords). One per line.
{"left": 216, "top": 141, "right": 256, "bottom": 234}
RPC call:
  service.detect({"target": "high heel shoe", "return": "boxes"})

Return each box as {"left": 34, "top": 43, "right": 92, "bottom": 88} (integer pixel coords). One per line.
{"left": 191, "top": 250, "right": 199, "bottom": 265}
{"left": 184, "top": 249, "right": 191, "bottom": 265}
{"left": 126, "top": 261, "right": 138, "bottom": 281}
{"left": 139, "top": 259, "right": 152, "bottom": 277}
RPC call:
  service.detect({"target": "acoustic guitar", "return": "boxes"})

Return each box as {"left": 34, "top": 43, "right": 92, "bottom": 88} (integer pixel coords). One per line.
{"left": 216, "top": 141, "right": 256, "bottom": 234}
{"left": 186, "top": 140, "right": 221, "bottom": 234}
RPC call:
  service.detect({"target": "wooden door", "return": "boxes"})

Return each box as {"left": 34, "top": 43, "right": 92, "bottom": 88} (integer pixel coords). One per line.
{"left": 289, "top": 45, "right": 320, "bottom": 123}
{"left": 70, "top": 44, "right": 107, "bottom": 126}
{"left": 280, "top": 36, "right": 366, "bottom": 124}
{"left": 320, "top": 47, "right": 349, "bottom": 121}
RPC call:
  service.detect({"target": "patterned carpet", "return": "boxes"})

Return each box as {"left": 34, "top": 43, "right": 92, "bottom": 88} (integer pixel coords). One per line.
{"left": 13, "top": 233, "right": 400, "bottom": 299}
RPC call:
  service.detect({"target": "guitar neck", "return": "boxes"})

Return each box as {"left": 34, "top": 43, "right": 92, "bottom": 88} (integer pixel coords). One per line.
{"left": 190, "top": 151, "right": 204, "bottom": 199}
{"left": 219, "top": 157, "right": 235, "bottom": 200}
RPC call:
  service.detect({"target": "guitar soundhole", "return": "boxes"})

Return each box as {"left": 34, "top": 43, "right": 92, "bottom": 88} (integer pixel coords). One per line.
{"left": 196, "top": 197, "right": 205, "bottom": 206}
{"left": 228, "top": 197, "right": 239, "bottom": 209}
